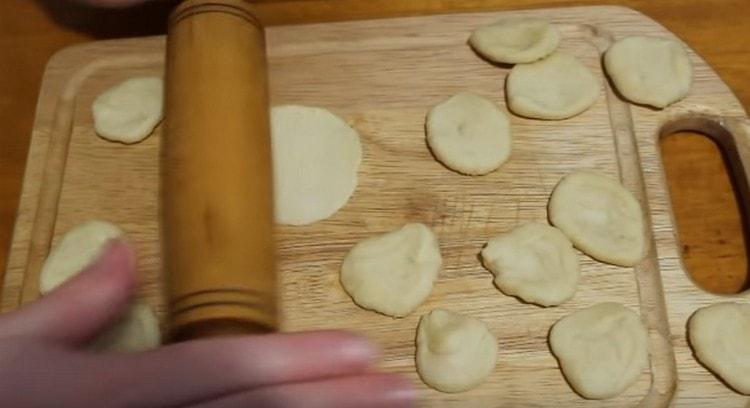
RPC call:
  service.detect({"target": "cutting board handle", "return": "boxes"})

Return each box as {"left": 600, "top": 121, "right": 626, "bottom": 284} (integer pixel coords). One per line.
{"left": 660, "top": 112, "right": 750, "bottom": 223}
{"left": 723, "top": 116, "right": 750, "bottom": 210}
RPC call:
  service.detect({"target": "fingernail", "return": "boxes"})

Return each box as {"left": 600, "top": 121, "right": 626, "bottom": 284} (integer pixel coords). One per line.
{"left": 384, "top": 376, "right": 418, "bottom": 408}
{"left": 339, "top": 334, "right": 381, "bottom": 363}
{"left": 86, "top": 238, "right": 138, "bottom": 290}
{"left": 98, "top": 239, "right": 136, "bottom": 269}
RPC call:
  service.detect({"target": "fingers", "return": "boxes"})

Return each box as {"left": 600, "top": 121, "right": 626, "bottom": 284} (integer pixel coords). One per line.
{"left": 98, "top": 331, "right": 380, "bottom": 407}
{"left": 0, "top": 240, "right": 137, "bottom": 345}
{"left": 191, "top": 373, "right": 416, "bottom": 408}
{"left": 0, "top": 339, "right": 412, "bottom": 408}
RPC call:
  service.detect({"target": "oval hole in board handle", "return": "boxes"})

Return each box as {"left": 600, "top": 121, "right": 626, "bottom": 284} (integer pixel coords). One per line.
{"left": 659, "top": 115, "right": 750, "bottom": 294}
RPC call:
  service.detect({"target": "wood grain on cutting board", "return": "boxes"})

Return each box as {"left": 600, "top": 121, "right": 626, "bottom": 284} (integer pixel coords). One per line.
{"left": 2, "top": 1, "right": 749, "bottom": 297}
{"left": 3, "top": 6, "right": 750, "bottom": 406}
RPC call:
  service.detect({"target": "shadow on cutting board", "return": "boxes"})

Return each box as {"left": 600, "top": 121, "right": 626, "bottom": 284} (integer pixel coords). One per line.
{"left": 35, "top": 0, "right": 180, "bottom": 38}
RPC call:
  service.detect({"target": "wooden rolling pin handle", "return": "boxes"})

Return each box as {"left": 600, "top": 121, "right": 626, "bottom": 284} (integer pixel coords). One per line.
{"left": 162, "top": 0, "right": 278, "bottom": 341}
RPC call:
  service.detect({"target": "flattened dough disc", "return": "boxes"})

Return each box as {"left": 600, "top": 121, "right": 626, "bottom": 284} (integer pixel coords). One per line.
{"left": 271, "top": 105, "right": 362, "bottom": 225}
{"left": 39, "top": 220, "right": 124, "bottom": 293}
{"left": 604, "top": 36, "right": 692, "bottom": 108}
{"left": 506, "top": 53, "right": 600, "bottom": 120}
{"left": 548, "top": 171, "right": 645, "bottom": 267}
{"left": 549, "top": 302, "right": 649, "bottom": 399}
{"left": 688, "top": 302, "right": 750, "bottom": 394}
{"left": 91, "top": 301, "right": 161, "bottom": 353}
{"left": 426, "top": 92, "right": 512, "bottom": 175}
{"left": 92, "top": 77, "right": 164, "bottom": 144}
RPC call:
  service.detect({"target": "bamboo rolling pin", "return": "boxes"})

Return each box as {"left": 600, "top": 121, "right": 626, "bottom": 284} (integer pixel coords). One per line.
{"left": 162, "top": 0, "right": 277, "bottom": 341}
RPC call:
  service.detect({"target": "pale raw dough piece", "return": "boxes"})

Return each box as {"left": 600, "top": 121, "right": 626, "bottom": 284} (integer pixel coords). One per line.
{"left": 549, "top": 302, "right": 649, "bottom": 399}
{"left": 91, "top": 301, "right": 161, "bottom": 353}
{"left": 604, "top": 36, "right": 692, "bottom": 108}
{"left": 506, "top": 53, "right": 600, "bottom": 120}
{"left": 548, "top": 171, "right": 645, "bottom": 267}
{"left": 688, "top": 302, "right": 750, "bottom": 394}
{"left": 39, "top": 220, "right": 124, "bottom": 293}
{"left": 481, "top": 222, "right": 580, "bottom": 306}
{"left": 272, "top": 105, "right": 362, "bottom": 225}
{"left": 340, "top": 223, "right": 441, "bottom": 317}
{"left": 39, "top": 221, "right": 159, "bottom": 352}
{"left": 426, "top": 92, "right": 512, "bottom": 175}
{"left": 469, "top": 18, "right": 561, "bottom": 64}
{"left": 416, "top": 309, "right": 498, "bottom": 393}
{"left": 92, "top": 77, "right": 164, "bottom": 143}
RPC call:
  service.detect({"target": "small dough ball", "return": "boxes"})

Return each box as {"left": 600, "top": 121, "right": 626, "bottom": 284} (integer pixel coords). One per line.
{"left": 426, "top": 92, "right": 512, "bottom": 175}
{"left": 92, "top": 77, "right": 164, "bottom": 143}
{"left": 481, "top": 222, "right": 580, "bottom": 306}
{"left": 272, "top": 105, "right": 362, "bottom": 225}
{"left": 688, "top": 302, "right": 750, "bottom": 394}
{"left": 506, "top": 53, "right": 600, "bottom": 120}
{"left": 416, "top": 309, "right": 498, "bottom": 393}
{"left": 548, "top": 171, "right": 645, "bottom": 267}
{"left": 40, "top": 220, "right": 124, "bottom": 293}
{"left": 91, "top": 301, "right": 161, "bottom": 353}
{"left": 340, "top": 223, "right": 441, "bottom": 317}
{"left": 604, "top": 36, "right": 692, "bottom": 108}
{"left": 549, "top": 302, "right": 649, "bottom": 399}
{"left": 469, "top": 18, "right": 561, "bottom": 64}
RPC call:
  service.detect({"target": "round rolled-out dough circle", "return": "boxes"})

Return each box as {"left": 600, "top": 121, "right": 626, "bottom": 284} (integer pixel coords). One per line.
{"left": 426, "top": 92, "right": 512, "bottom": 175}
{"left": 549, "top": 302, "right": 649, "bottom": 399}
{"left": 548, "top": 171, "right": 645, "bottom": 267}
{"left": 604, "top": 36, "right": 692, "bottom": 108}
{"left": 39, "top": 220, "right": 124, "bottom": 293}
{"left": 416, "top": 309, "right": 498, "bottom": 393}
{"left": 469, "top": 18, "right": 561, "bottom": 64}
{"left": 271, "top": 105, "right": 362, "bottom": 225}
{"left": 688, "top": 302, "right": 750, "bottom": 394}
{"left": 506, "top": 53, "right": 600, "bottom": 120}
{"left": 340, "top": 223, "right": 442, "bottom": 317}
{"left": 91, "top": 301, "right": 161, "bottom": 353}
{"left": 481, "top": 222, "right": 580, "bottom": 306}
{"left": 92, "top": 77, "right": 164, "bottom": 144}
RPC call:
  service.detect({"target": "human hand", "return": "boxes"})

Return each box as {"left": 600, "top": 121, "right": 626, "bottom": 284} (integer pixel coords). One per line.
{"left": 0, "top": 240, "right": 414, "bottom": 407}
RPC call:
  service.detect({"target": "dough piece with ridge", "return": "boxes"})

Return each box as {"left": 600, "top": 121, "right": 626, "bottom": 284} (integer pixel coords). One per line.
{"left": 481, "top": 222, "right": 579, "bottom": 306}
{"left": 416, "top": 309, "right": 498, "bottom": 392}
{"left": 469, "top": 18, "right": 561, "bottom": 64}
{"left": 340, "top": 223, "right": 441, "bottom": 317}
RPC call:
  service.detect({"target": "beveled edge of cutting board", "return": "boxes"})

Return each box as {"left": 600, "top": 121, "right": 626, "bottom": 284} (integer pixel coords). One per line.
{"left": 4, "top": 5, "right": 750, "bottom": 406}
{"left": 7, "top": 48, "right": 166, "bottom": 309}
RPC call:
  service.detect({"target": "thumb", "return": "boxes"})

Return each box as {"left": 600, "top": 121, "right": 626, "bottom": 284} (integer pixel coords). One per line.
{"left": 0, "top": 239, "right": 138, "bottom": 346}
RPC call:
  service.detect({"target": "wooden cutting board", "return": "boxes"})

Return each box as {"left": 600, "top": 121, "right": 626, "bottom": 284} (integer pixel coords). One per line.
{"left": 3, "top": 5, "right": 749, "bottom": 407}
